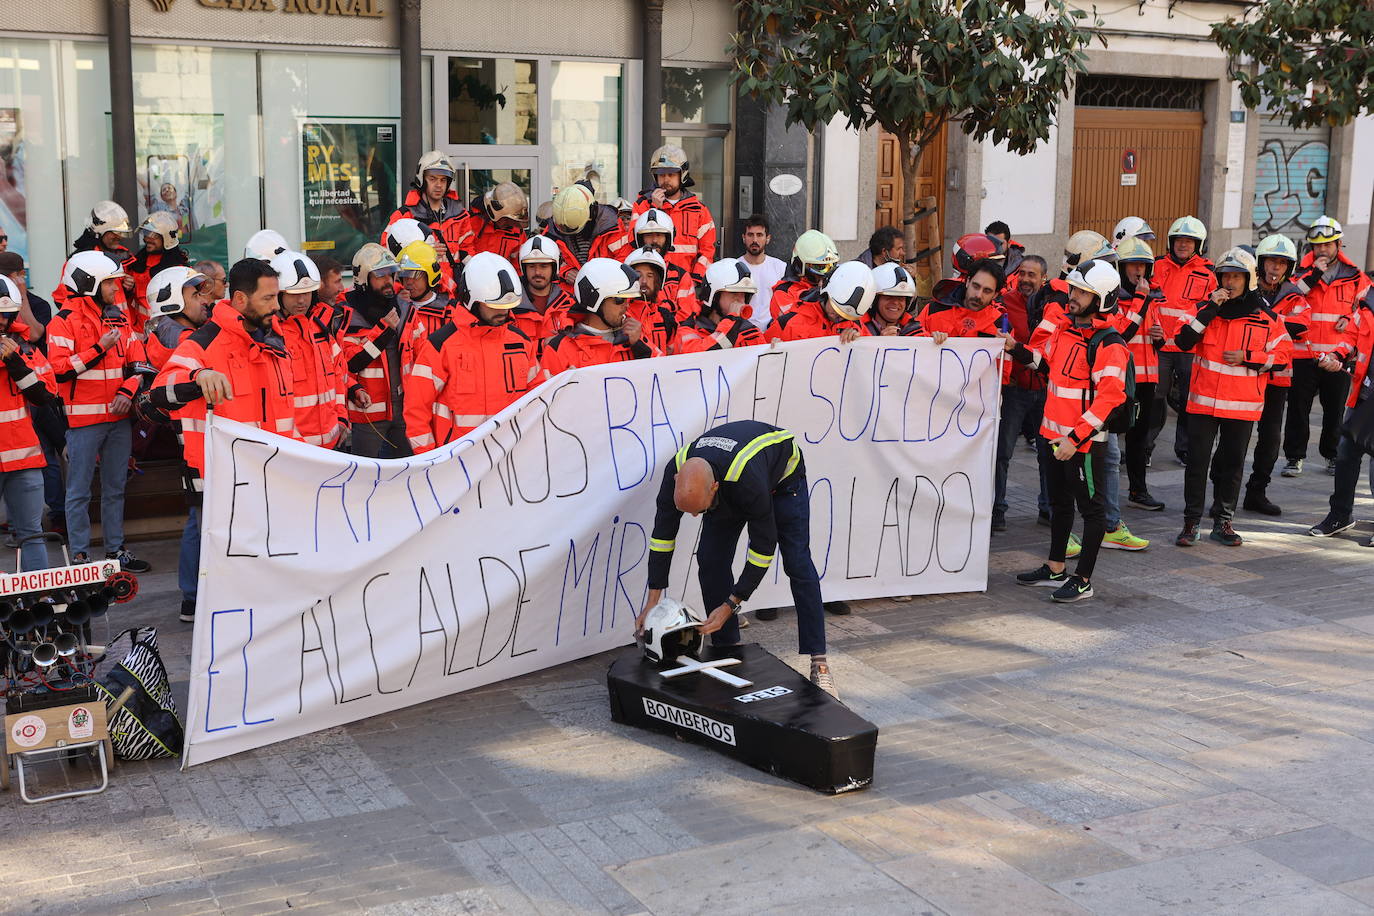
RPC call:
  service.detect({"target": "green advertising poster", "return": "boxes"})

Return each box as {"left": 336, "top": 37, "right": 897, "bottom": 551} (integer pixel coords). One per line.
{"left": 300, "top": 120, "right": 399, "bottom": 265}
{"left": 133, "top": 113, "right": 228, "bottom": 267}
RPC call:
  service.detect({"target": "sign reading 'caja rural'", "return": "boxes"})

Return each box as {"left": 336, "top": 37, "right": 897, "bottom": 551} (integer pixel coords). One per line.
{"left": 148, "top": 0, "right": 383, "bottom": 16}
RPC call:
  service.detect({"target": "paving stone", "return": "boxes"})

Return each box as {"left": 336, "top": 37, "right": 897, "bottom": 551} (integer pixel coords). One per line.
{"left": 1247, "top": 825, "right": 1374, "bottom": 886}
{"left": 880, "top": 845, "right": 1090, "bottom": 914}
{"left": 1084, "top": 789, "right": 1320, "bottom": 861}
{"left": 981, "top": 825, "right": 1140, "bottom": 883}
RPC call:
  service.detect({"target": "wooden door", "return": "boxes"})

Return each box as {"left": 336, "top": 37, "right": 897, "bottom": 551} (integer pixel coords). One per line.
{"left": 1070, "top": 108, "right": 1203, "bottom": 253}
{"left": 877, "top": 125, "right": 946, "bottom": 282}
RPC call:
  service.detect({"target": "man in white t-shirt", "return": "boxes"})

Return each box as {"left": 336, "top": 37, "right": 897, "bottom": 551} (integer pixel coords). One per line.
{"left": 739, "top": 215, "right": 786, "bottom": 331}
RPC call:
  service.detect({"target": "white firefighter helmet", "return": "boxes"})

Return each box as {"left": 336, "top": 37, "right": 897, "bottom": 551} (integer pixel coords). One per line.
{"left": 483, "top": 181, "right": 527, "bottom": 224}
{"left": 1111, "top": 216, "right": 1155, "bottom": 246}
{"left": 1214, "top": 246, "right": 1259, "bottom": 292}
{"left": 872, "top": 261, "right": 917, "bottom": 298}
{"left": 87, "top": 200, "right": 131, "bottom": 235}
{"left": 703, "top": 258, "right": 759, "bottom": 309}
{"left": 791, "top": 229, "right": 840, "bottom": 277}
{"left": 820, "top": 261, "right": 876, "bottom": 321}
{"left": 1306, "top": 215, "right": 1343, "bottom": 245}
{"left": 1167, "top": 215, "right": 1208, "bottom": 247}
{"left": 414, "top": 150, "right": 455, "bottom": 189}
{"left": 636, "top": 596, "right": 706, "bottom": 664}
{"left": 1256, "top": 233, "right": 1299, "bottom": 269}
{"left": 382, "top": 217, "right": 434, "bottom": 257}
{"left": 244, "top": 228, "right": 290, "bottom": 262}
{"left": 270, "top": 250, "right": 322, "bottom": 295}
{"left": 633, "top": 207, "right": 677, "bottom": 249}
{"left": 518, "top": 234, "right": 561, "bottom": 270}
{"left": 1063, "top": 230, "right": 1115, "bottom": 274}
{"left": 62, "top": 250, "right": 125, "bottom": 297}
{"left": 1065, "top": 259, "right": 1121, "bottom": 314}
{"left": 573, "top": 257, "right": 641, "bottom": 314}
{"left": 625, "top": 246, "right": 668, "bottom": 284}
{"left": 552, "top": 184, "right": 595, "bottom": 234}
{"left": 460, "top": 252, "right": 523, "bottom": 309}
{"left": 352, "top": 243, "right": 399, "bottom": 286}
{"left": 147, "top": 266, "right": 206, "bottom": 317}
{"left": 0, "top": 275, "right": 22, "bottom": 315}
{"left": 613, "top": 197, "right": 634, "bottom": 218}
{"left": 140, "top": 211, "right": 181, "bottom": 249}
{"left": 648, "top": 144, "right": 693, "bottom": 187}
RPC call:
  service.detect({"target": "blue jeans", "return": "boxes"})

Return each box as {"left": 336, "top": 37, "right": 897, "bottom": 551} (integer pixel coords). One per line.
{"left": 64, "top": 420, "right": 132, "bottom": 559}
{"left": 696, "top": 473, "right": 826, "bottom": 656}
{"left": 179, "top": 504, "right": 201, "bottom": 602}
{"left": 1104, "top": 433, "right": 1121, "bottom": 529}
{"left": 2, "top": 467, "right": 49, "bottom": 571}
{"left": 994, "top": 386, "right": 1049, "bottom": 519}
{"left": 39, "top": 437, "right": 65, "bottom": 522}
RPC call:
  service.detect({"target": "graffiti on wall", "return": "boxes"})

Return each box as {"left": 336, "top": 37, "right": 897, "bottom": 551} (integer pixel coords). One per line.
{"left": 1252, "top": 138, "right": 1329, "bottom": 237}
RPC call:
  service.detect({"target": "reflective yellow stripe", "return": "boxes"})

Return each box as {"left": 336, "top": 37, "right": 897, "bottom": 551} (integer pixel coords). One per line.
{"left": 674, "top": 443, "right": 690, "bottom": 470}
{"left": 724, "top": 430, "right": 794, "bottom": 482}
{"left": 746, "top": 549, "right": 774, "bottom": 568}
{"left": 649, "top": 538, "right": 675, "bottom": 553}
{"left": 783, "top": 442, "right": 801, "bottom": 480}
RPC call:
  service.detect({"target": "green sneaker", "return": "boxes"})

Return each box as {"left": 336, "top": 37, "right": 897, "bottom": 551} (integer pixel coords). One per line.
{"left": 1065, "top": 533, "right": 1082, "bottom": 559}
{"left": 1102, "top": 522, "right": 1149, "bottom": 551}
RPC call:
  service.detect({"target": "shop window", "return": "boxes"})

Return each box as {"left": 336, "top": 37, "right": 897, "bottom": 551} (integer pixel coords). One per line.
{"left": 662, "top": 135, "right": 725, "bottom": 230}
{"left": 0, "top": 39, "right": 65, "bottom": 289}
{"left": 661, "top": 65, "right": 730, "bottom": 229}
{"left": 550, "top": 61, "right": 622, "bottom": 202}
{"left": 662, "top": 68, "right": 731, "bottom": 125}
{"left": 448, "top": 58, "right": 537, "bottom": 146}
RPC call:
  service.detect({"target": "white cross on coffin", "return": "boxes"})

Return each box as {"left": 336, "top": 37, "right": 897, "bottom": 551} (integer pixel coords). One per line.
{"left": 659, "top": 655, "right": 754, "bottom": 688}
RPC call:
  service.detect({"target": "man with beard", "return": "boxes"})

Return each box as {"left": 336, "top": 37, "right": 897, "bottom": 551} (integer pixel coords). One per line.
{"left": 272, "top": 251, "right": 349, "bottom": 450}
{"left": 624, "top": 247, "right": 679, "bottom": 354}
{"left": 403, "top": 253, "right": 543, "bottom": 452}
{"left": 541, "top": 259, "right": 657, "bottom": 374}
{"left": 123, "top": 211, "right": 189, "bottom": 334}
{"left": 673, "top": 258, "right": 765, "bottom": 353}
{"left": 993, "top": 254, "right": 1052, "bottom": 530}
{"left": 632, "top": 207, "right": 694, "bottom": 318}
{"left": 51, "top": 201, "right": 133, "bottom": 307}
{"left": 633, "top": 145, "right": 716, "bottom": 297}
{"left": 389, "top": 151, "right": 468, "bottom": 256}
{"left": 512, "top": 234, "right": 575, "bottom": 342}
{"left": 739, "top": 215, "right": 785, "bottom": 331}
{"left": 149, "top": 258, "right": 297, "bottom": 619}
{"left": 341, "top": 244, "right": 407, "bottom": 458}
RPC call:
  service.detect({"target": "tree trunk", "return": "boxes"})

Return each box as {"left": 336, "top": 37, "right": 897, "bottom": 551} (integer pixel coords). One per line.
{"left": 896, "top": 129, "right": 927, "bottom": 297}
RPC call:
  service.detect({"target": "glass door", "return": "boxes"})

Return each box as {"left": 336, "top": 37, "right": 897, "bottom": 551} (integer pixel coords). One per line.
{"left": 448, "top": 155, "right": 541, "bottom": 231}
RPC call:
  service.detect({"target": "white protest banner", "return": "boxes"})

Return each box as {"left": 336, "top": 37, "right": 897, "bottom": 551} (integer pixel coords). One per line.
{"left": 183, "top": 336, "right": 1001, "bottom": 765}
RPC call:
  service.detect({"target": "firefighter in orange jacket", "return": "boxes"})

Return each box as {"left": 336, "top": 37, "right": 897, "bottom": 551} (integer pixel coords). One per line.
{"left": 51, "top": 201, "right": 133, "bottom": 308}
{"left": 1282, "top": 216, "right": 1372, "bottom": 476}
{"left": 513, "top": 234, "right": 574, "bottom": 342}
{"left": 122, "top": 211, "right": 190, "bottom": 334}
{"left": 0, "top": 276, "right": 64, "bottom": 571}
{"left": 624, "top": 247, "right": 679, "bottom": 354}
{"left": 1173, "top": 247, "right": 1289, "bottom": 548}
{"left": 147, "top": 257, "right": 296, "bottom": 622}
{"left": 1309, "top": 287, "right": 1374, "bottom": 540}
{"left": 394, "top": 241, "right": 453, "bottom": 378}
{"left": 340, "top": 244, "right": 406, "bottom": 458}
{"left": 1114, "top": 237, "right": 1166, "bottom": 512}
{"left": 545, "top": 184, "right": 634, "bottom": 281}
{"left": 767, "top": 260, "right": 873, "bottom": 344}
{"left": 632, "top": 207, "right": 696, "bottom": 319}
{"left": 769, "top": 230, "right": 839, "bottom": 321}
{"left": 1244, "top": 234, "right": 1310, "bottom": 515}
{"left": 918, "top": 259, "right": 1009, "bottom": 344}
{"left": 403, "top": 253, "right": 543, "bottom": 452}
{"left": 633, "top": 145, "right": 716, "bottom": 293}
{"left": 388, "top": 151, "right": 468, "bottom": 256}
{"left": 862, "top": 263, "right": 921, "bottom": 337}
{"left": 674, "top": 258, "right": 765, "bottom": 354}
{"left": 47, "top": 251, "right": 155, "bottom": 570}
{"left": 542, "top": 259, "right": 657, "bottom": 375}
{"left": 383, "top": 218, "right": 458, "bottom": 298}
{"left": 271, "top": 250, "right": 349, "bottom": 449}
{"left": 1008, "top": 259, "right": 1129, "bottom": 603}
{"left": 1149, "top": 216, "right": 1215, "bottom": 465}
{"left": 455, "top": 182, "right": 528, "bottom": 263}
{"left": 144, "top": 267, "right": 213, "bottom": 369}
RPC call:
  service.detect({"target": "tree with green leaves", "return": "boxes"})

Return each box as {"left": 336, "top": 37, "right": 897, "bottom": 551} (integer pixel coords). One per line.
{"left": 730, "top": 0, "right": 1101, "bottom": 281}
{"left": 1212, "top": 0, "right": 1374, "bottom": 266}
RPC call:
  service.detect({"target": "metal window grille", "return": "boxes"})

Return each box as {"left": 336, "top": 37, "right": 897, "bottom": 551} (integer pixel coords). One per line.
{"left": 1075, "top": 76, "right": 1204, "bottom": 111}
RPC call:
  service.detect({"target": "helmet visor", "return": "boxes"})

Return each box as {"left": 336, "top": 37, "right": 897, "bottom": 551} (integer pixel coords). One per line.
{"left": 806, "top": 261, "right": 836, "bottom": 279}
{"left": 1306, "top": 225, "right": 1340, "bottom": 242}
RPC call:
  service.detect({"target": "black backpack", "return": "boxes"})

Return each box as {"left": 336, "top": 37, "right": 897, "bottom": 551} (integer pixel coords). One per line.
{"left": 1086, "top": 328, "right": 1138, "bottom": 434}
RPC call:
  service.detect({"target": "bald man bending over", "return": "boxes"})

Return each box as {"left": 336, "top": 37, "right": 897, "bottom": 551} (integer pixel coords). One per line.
{"left": 635, "top": 420, "right": 835, "bottom": 696}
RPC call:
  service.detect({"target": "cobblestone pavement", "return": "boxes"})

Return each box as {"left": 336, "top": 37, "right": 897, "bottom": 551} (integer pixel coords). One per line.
{"left": 4, "top": 430, "right": 1374, "bottom": 915}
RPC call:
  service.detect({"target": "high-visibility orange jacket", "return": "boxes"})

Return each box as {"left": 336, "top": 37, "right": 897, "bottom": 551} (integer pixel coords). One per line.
{"left": 1153, "top": 253, "right": 1216, "bottom": 352}
{"left": 769, "top": 277, "right": 815, "bottom": 321}
{"left": 673, "top": 313, "right": 764, "bottom": 353}
{"left": 632, "top": 192, "right": 716, "bottom": 286}
{"left": 1112, "top": 283, "right": 1163, "bottom": 384}
{"left": 339, "top": 288, "right": 403, "bottom": 424}
{"left": 1257, "top": 282, "right": 1310, "bottom": 388}
{"left": 1175, "top": 290, "right": 1290, "bottom": 421}
{"left": 916, "top": 300, "right": 1008, "bottom": 338}
{"left": 148, "top": 302, "right": 297, "bottom": 487}
{"left": 398, "top": 293, "right": 453, "bottom": 378}
{"left": 1292, "top": 250, "right": 1371, "bottom": 359}
{"left": 860, "top": 311, "right": 920, "bottom": 338}
{"left": 402, "top": 311, "right": 542, "bottom": 451}
{"left": 1012, "top": 317, "right": 1129, "bottom": 452}
{"left": 0, "top": 323, "right": 61, "bottom": 473}
{"left": 546, "top": 207, "right": 634, "bottom": 280}
{"left": 49, "top": 233, "right": 131, "bottom": 307}
{"left": 1332, "top": 292, "right": 1374, "bottom": 409}
{"left": 122, "top": 247, "right": 189, "bottom": 334}
{"left": 628, "top": 293, "right": 679, "bottom": 355}
{"left": 280, "top": 306, "right": 348, "bottom": 448}
{"left": 389, "top": 188, "right": 469, "bottom": 257}
{"left": 512, "top": 287, "right": 574, "bottom": 343}
{"left": 46, "top": 295, "right": 151, "bottom": 428}
{"left": 144, "top": 316, "right": 195, "bottom": 370}
{"left": 541, "top": 322, "right": 658, "bottom": 376}
{"left": 765, "top": 297, "right": 857, "bottom": 342}
{"left": 455, "top": 204, "right": 526, "bottom": 264}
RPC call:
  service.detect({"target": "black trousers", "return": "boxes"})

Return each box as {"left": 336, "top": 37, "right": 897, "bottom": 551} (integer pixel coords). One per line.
{"left": 1185, "top": 414, "right": 1254, "bottom": 525}
{"left": 1124, "top": 381, "right": 1158, "bottom": 494}
{"left": 1041, "top": 437, "right": 1108, "bottom": 579}
{"left": 1246, "top": 384, "right": 1288, "bottom": 494}
{"left": 1149, "top": 350, "right": 1193, "bottom": 460}
{"left": 1285, "top": 359, "right": 1351, "bottom": 461}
